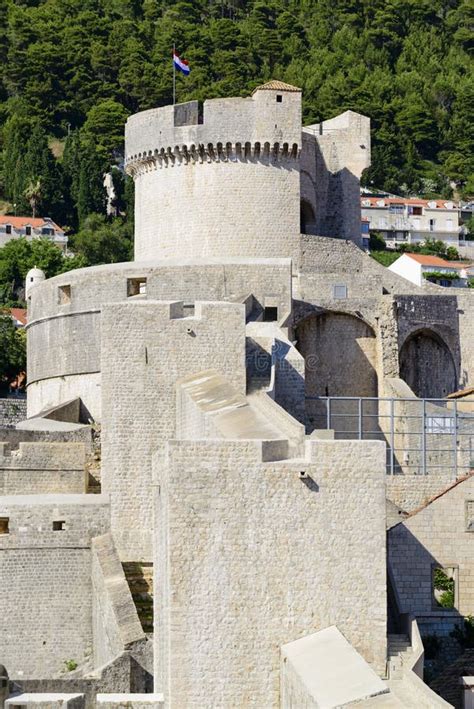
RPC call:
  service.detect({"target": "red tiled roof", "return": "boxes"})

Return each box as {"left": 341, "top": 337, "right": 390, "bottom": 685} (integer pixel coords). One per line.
{"left": 361, "top": 197, "right": 458, "bottom": 209}
{"left": 0, "top": 216, "right": 63, "bottom": 231}
{"left": 403, "top": 253, "right": 472, "bottom": 269}
{"left": 404, "top": 471, "right": 474, "bottom": 521}
{"left": 9, "top": 308, "right": 27, "bottom": 326}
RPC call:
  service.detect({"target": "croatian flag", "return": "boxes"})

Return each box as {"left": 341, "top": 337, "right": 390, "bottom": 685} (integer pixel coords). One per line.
{"left": 173, "top": 51, "right": 190, "bottom": 75}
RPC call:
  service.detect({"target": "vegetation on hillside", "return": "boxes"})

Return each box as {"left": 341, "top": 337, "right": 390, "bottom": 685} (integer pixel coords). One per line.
{"left": 0, "top": 0, "right": 471, "bottom": 232}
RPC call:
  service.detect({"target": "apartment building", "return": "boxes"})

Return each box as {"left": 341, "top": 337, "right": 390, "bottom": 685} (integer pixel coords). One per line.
{"left": 361, "top": 196, "right": 466, "bottom": 248}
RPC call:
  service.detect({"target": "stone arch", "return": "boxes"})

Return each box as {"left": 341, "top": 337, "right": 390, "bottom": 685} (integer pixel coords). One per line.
{"left": 399, "top": 328, "right": 456, "bottom": 398}
{"left": 300, "top": 199, "right": 316, "bottom": 235}
{"left": 295, "top": 311, "right": 378, "bottom": 399}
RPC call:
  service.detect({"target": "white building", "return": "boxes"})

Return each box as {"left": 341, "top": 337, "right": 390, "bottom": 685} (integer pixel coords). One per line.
{"left": 388, "top": 252, "right": 474, "bottom": 287}
{"left": 361, "top": 196, "right": 466, "bottom": 248}
{"left": 0, "top": 216, "right": 67, "bottom": 251}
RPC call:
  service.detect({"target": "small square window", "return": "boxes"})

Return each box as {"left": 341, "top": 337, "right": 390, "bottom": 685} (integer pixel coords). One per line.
{"left": 0, "top": 517, "right": 9, "bottom": 534}
{"left": 263, "top": 306, "right": 278, "bottom": 321}
{"left": 58, "top": 284, "right": 71, "bottom": 305}
{"left": 276, "top": 94, "right": 282, "bottom": 103}
{"left": 127, "top": 277, "right": 147, "bottom": 297}
{"left": 333, "top": 284, "right": 347, "bottom": 299}
{"left": 53, "top": 520, "right": 65, "bottom": 531}
{"left": 432, "top": 565, "right": 457, "bottom": 610}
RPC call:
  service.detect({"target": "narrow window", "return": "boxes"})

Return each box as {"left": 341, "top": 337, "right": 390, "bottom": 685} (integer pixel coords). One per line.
{"left": 276, "top": 94, "right": 282, "bottom": 103}
{"left": 0, "top": 518, "right": 9, "bottom": 534}
{"left": 333, "top": 284, "right": 347, "bottom": 299}
{"left": 53, "top": 520, "right": 65, "bottom": 531}
{"left": 432, "top": 566, "right": 456, "bottom": 609}
{"left": 5, "top": 224, "right": 11, "bottom": 235}
{"left": 465, "top": 500, "right": 474, "bottom": 531}
{"left": 25, "top": 226, "right": 32, "bottom": 236}
{"left": 58, "top": 284, "right": 71, "bottom": 305}
{"left": 127, "top": 277, "right": 147, "bottom": 297}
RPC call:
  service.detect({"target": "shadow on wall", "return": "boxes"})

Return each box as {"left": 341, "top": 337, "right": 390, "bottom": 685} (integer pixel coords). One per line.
{"left": 300, "top": 129, "right": 363, "bottom": 242}
{"left": 295, "top": 311, "right": 378, "bottom": 397}
{"left": 388, "top": 524, "right": 467, "bottom": 700}
{"left": 399, "top": 329, "right": 457, "bottom": 399}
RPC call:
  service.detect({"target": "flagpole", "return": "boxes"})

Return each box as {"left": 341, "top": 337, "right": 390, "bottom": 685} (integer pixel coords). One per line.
{"left": 173, "top": 43, "right": 176, "bottom": 106}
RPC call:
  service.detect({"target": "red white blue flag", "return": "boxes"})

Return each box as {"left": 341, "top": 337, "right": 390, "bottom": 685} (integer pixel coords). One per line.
{"left": 173, "top": 51, "right": 190, "bottom": 75}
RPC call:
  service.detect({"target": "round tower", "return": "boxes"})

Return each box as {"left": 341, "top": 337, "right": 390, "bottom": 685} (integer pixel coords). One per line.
{"left": 125, "top": 81, "right": 302, "bottom": 263}
{"left": 25, "top": 266, "right": 45, "bottom": 298}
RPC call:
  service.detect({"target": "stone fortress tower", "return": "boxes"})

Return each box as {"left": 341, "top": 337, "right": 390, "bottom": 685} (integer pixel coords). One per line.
{"left": 2, "top": 81, "right": 474, "bottom": 708}
{"left": 125, "top": 80, "right": 370, "bottom": 262}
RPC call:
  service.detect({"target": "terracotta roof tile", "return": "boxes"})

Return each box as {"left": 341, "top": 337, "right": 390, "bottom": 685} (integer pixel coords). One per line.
{"left": 0, "top": 216, "right": 63, "bottom": 231}
{"left": 361, "top": 197, "right": 459, "bottom": 209}
{"left": 404, "top": 253, "right": 471, "bottom": 269}
{"left": 252, "top": 80, "right": 302, "bottom": 94}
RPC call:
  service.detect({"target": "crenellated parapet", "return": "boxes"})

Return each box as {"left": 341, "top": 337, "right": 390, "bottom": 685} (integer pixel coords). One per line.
{"left": 125, "top": 140, "right": 300, "bottom": 177}
{"left": 126, "top": 82, "right": 303, "bottom": 263}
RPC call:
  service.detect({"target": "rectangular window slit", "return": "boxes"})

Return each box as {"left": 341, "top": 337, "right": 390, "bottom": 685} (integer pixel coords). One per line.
{"left": 58, "top": 284, "right": 71, "bottom": 305}
{"left": 53, "top": 520, "right": 65, "bottom": 531}
{"left": 127, "top": 277, "right": 147, "bottom": 297}
{"left": 0, "top": 517, "right": 9, "bottom": 534}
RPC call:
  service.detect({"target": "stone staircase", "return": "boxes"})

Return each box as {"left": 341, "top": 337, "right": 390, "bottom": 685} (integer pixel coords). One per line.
{"left": 122, "top": 562, "right": 154, "bottom": 635}
{"left": 387, "top": 634, "right": 412, "bottom": 680}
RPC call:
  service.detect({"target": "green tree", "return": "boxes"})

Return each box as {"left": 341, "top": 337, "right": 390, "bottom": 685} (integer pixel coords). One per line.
{"left": 70, "top": 214, "right": 133, "bottom": 265}
{"left": 82, "top": 99, "right": 129, "bottom": 161}
{"left": 0, "top": 315, "right": 26, "bottom": 391}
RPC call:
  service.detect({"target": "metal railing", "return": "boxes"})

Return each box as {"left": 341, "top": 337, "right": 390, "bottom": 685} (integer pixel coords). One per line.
{"left": 306, "top": 396, "right": 474, "bottom": 477}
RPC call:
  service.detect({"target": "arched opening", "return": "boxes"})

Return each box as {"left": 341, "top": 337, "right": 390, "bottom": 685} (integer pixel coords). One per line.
{"left": 300, "top": 199, "right": 316, "bottom": 235}
{"left": 295, "top": 311, "right": 378, "bottom": 430}
{"left": 399, "top": 329, "right": 456, "bottom": 398}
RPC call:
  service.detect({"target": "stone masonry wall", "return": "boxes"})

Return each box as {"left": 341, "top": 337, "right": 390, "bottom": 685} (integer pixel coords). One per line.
{"left": 0, "top": 495, "right": 109, "bottom": 679}
{"left": 154, "top": 438, "right": 387, "bottom": 707}
{"left": 100, "top": 300, "right": 246, "bottom": 561}
{"left": 27, "top": 259, "right": 291, "bottom": 420}
{"left": 0, "top": 398, "right": 27, "bottom": 427}
{"left": 0, "top": 442, "right": 86, "bottom": 495}
{"left": 126, "top": 89, "right": 302, "bottom": 264}
{"left": 388, "top": 475, "right": 474, "bottom": 618}
{"left": 133, "top": 157, "right": 300, "bottom": 264}
{"left": 91, "top": 533, "right": 145, "bottom": 668}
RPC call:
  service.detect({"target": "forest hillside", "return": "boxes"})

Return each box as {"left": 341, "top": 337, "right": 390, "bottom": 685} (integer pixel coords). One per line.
{"left": 0, "top": 0, "right": 472, "bottom": 238}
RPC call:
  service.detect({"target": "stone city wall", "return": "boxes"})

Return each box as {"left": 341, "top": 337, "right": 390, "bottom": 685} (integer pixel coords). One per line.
{"left": 27, "top": 259, "right": 292, "bottom": 420}
{"left": 0, "top": 442, "right": 87, "bottom": 495}
{"left": 154, "top": 438, "right": 387, "bottom": 707}
{"left": 0, "top": 494, "right": 109, "bottom": 679}
{"left": 100, "top": 300, "right": 246, "bottom": 561}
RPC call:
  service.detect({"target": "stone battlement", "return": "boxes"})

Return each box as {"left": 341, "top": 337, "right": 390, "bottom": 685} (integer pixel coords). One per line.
{"left": 125, "top": 85, "right": 302, "bottom": 170}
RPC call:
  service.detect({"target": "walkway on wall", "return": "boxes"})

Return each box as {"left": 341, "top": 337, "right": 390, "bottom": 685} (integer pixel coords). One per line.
{"left": 308, "top": 395, "right": 474, "bottom": 478}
